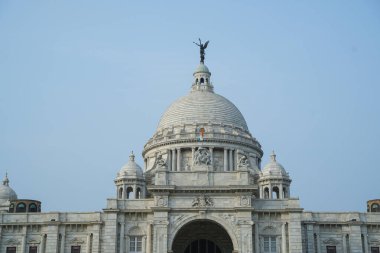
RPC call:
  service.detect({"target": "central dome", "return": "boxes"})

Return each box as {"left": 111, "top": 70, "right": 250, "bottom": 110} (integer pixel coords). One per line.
{"left": 157, "top": 90, "right": 249, "bottom": 131}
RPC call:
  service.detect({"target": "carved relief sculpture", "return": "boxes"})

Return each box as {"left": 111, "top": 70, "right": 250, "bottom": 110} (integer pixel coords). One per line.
{"left": 192, "top": 195, "right": 214, "bottom": 207}
{"left": 193, "top": 147, "right": 211, "bottom": 166}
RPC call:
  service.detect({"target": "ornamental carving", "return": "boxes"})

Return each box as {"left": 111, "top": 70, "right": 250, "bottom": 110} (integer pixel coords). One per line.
{"left": 69, "top": 237, "right": 85, "bottom": 245}
{"left": 156, "top": 196, "right": 168, "bottom": 207}
{"left": 193, "top": 148, "right": 211, "bottom": 166}
{"left": 323, "top": 238, "right": 340, "bottom": 245}
{"left": 237, "top": 154, "right": 250, "bottom": 170}
{"left": 241, "top": 195, "right": 251, "bottom": 206}
{"left": 155, "top": 153, "right": 167, "bottom": 170}
{"left": 192, "top": 195, "right": 214, "bottom": 207}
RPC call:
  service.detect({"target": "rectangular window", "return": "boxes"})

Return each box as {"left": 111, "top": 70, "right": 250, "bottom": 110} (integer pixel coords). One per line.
{"left": 263, "top": 236, "right": 276, "bottom": 253}
{"left": 326, "top": 246, "right": 337, "bottom": 253}
{"left": 29, "top": 246, "right": 38, "bottom": 253}
{"left": 71, "top": 246, "right": 81, "bottom": 253}
{"left": 6, "top": 247, "right": 16, "bottom": 253}
{"left": 130, "top": 236, "right": 143, "bottom": 253}
{"left": 371, "top": 247, "right": 380, "bottom": 253}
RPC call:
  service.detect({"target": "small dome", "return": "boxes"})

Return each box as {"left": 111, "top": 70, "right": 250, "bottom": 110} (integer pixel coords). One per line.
{"left": 262, "top": 151, "right": 287, "bottom": 176}
{"left": 117, "top": 152, "right": 143, "bottom": 179}
{"left": 0, "top": 174, "right": 17, "bottom": 203}
{"left": 194, "top": 63, "right": 210, "bottom": 74}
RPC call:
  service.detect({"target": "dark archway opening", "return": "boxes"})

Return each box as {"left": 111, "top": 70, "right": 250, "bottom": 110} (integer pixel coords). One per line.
{"left": 184, "top": 239, "right": 221, "bottom": 253}
{"left": 172, "top": 220, "right": 233, "bottom": 253}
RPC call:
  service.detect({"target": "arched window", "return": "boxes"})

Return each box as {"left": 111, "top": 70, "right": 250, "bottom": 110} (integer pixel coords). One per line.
{"left": 372, "top": 203, "right": 380, "bottom": 212}
{"left": 264, "top": 187, "right": 269, "bottom": 199}
{"left": 29, "top": 203, "right": 38, "bottom": 212}
{"left": 119, "top": 187, "right": 123, "bottom": 199}
{"left": 283, "top": 187, "right": 287, "bottom": 198}
{"left": 206, "top": 78, "right": 209, "bottom": 83}
{"left": 136, "top": 188, "right": 141, "bottom": 199}
{"left": 127, "top": 187, "right": 134, "bottom": 199}
{"left": 16, "top": 202, "right": 26, "bottom": 212}
{"left": 196, "top": 78, "right": 198, "bottom": 84}
{"left": 200, "top": 78, "right": 204, "bottom": 83}
{"left": 272, "top": 186, "right": 279, "bottom": 199}
{"left": 9, "top": 204, "right": 14, "bottom": 213}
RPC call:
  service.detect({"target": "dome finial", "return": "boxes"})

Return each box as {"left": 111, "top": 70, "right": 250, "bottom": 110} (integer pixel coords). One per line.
{"left": 193, "top": 38, "right": 209, "bottom": 64}
{"left": 129, "top": 151, "right": 135, "bottom": 162}
{"left": 270, "top": 150, "right": 277, "bottom": 162}
{"left": 3, "top": 172, "right": 9, "bottom": 186}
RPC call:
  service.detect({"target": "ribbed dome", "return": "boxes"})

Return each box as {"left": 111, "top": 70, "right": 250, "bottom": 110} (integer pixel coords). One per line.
{"left": 0, "top": 174, "right": 17, "bottom": 203}
{"left": 262, "top": 151, "right": 287, "bottom": 176}
{"left": 117, "top": 152, "right": 143, "bottom": 179}
{"left": 157, "top": 90, "right": 249, "bottom": 131}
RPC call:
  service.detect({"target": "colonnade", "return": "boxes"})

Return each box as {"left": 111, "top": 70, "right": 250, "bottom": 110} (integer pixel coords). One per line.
{"left": 165, "top": 147, "right": 237, "bottom": 171}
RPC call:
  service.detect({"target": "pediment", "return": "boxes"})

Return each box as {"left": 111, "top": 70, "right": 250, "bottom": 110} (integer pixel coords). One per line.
{"left": 5, "top": 238, "right": 20, "bottom": 245}
{"left": 27, "top": 239, "right": 41, "bottom": 244}
{"left": 261, "top": 225, "right": 279, "bottom": 234}
{"left": 370, "top": 239, "right": 380, "bottom": 245}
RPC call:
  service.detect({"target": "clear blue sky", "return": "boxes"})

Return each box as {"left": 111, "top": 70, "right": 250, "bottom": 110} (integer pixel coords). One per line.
{"left": 1, "top": 1, "right": 379, "bottom": 212}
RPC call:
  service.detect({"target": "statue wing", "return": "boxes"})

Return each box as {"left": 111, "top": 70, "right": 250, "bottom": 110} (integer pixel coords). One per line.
{"left": 204, "top": 41, "right": 209, "bottom": 49}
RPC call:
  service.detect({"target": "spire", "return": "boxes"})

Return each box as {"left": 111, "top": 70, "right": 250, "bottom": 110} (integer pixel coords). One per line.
{"left": 270, "top": 150, "right": 277, "bottom": 162}
{"left": 129, "top": 151, "right": 135, "bottom": 162}
{"left": 3, "top": 172, "right": 9, "bottom": 186}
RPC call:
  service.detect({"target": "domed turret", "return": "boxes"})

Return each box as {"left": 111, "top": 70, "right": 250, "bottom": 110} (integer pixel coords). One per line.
{"left": 258, "top": 151, "right": 291, "bottom": 199}
{"left": 0, "top": 173, "right": 17, "bottom": 204}
{"left": 117, "top": 152, "right": 143, "bottom": 179}
{"left": 114, "top": 152, "right": 145, "bottom": 200}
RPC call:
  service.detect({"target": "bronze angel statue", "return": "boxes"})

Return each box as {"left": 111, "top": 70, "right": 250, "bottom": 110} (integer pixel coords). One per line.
{"left": 193, "top": 38, "right": 209, "bottom": 63}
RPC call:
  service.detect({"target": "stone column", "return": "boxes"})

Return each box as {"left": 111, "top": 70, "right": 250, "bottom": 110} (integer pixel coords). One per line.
{"left": 192, "top": 147, "right": 195, "bottom": 166}
{"left": 119, "top": 223, "right": 125, "bottom": 253}
{"left": 229, "top": 149, "right": 233, "bottom": 171}
{"left": 306, "top": 224, "right": 314, "bottom": 253}
{"left": 177, "top": 148, "right": 181, "bottom": 171}
{"left": 125, "top": 236, "right": 130, "bottom": 253}
{"left": 60, "top": 227, "right": 66, "bottom": 253}
{"left": 362, "top": 226, "right": 369, "bottom": 253}
{"left": 86, "top": 233, "right": 92, "bottom": 253}
{"left": 142, "top": 236, "right": 146, "bottom": 253}
{"left": 255, "top": 223, "right": 260, "bottom": 253}
{"left": 146, "top": 223, "right": 152, "bottom": 253}
{"left": 224, "top": 149, "right": 228, "bottom": 171}
{"left": 269, "top": 183, "right": 273, "bottom": 199}
{"left": 279, "top": 184, "right": 284, "bottom": 199}
{"left": 167, "top": 150, "right": 171, "bottom": 171}
{"left": 209, "top": 147, "right": 214, "bottom": 166}
{"left": 342, "top": 234, "right": 347, "bottom": 253}
{"left": 39, "top": 235, "right": 46, "bottom": 253}
{"left": 21, "top": 226, "right": 27, "bottom": 253}
{"left": 316, "top": 233, "right": 321, "bottom": 253}
{"left": 282, "top": 223, "right": 287, "bottom": 253}
{"left": 0, "top": 226, "right": 2, "bottom": 252}
{"left": 171, "top": 149, "right": 176, "bottom": 171}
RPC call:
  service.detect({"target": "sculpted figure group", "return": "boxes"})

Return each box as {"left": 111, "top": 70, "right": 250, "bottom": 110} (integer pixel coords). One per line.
{"left": 193, "top": 147, "right": 211, "bottom": 166}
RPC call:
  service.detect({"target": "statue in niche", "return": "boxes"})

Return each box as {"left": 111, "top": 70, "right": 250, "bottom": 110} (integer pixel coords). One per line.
{"left": 193, "top": 147, "right": 211, "bottom": 166}
{"left": 155, "top": 153, "right": 166, "bottom": 170}
{"left": 238, "top": 154, "right": 250, "bottom": 169}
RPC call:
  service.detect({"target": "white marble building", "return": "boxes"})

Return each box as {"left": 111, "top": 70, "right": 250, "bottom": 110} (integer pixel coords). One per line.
{"left": 0, "top": 57, "right": 379, "bottom": 253}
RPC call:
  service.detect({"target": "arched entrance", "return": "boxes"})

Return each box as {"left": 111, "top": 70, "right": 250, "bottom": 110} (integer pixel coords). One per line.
{"left": 172, "top": 220, "right": 233, "bottom": 253}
